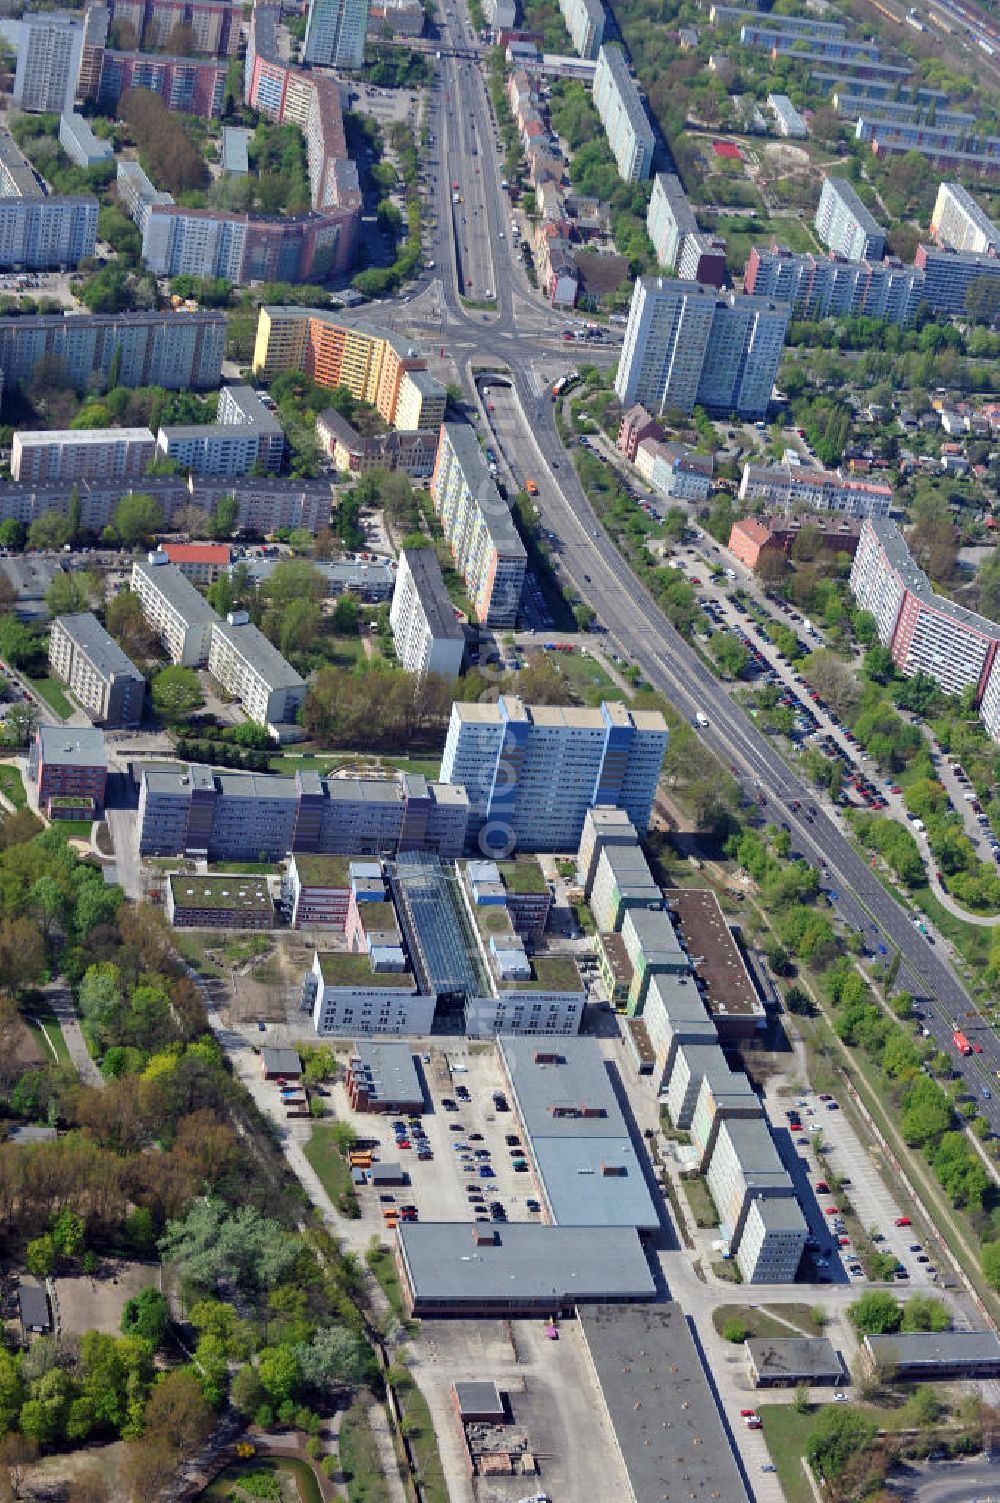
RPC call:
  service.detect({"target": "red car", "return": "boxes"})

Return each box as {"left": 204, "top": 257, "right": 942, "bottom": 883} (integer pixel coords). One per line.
{"left": 838, "top": 1235, "right": 850, "bottom": 1247}
{"left": 973, "top": 1041, "right": 983, "bottom": 1053}
{"left": 825, "top": 1207, "right": 839, "bottom": 1216}
{"left": 815, "top": 1181, "right": 829, "bottom": 1193}
{"left": 894, "top": 1216, "right": 911, "bottom": 1227}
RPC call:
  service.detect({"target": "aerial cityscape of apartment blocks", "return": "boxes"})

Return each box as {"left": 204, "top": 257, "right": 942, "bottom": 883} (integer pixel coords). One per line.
{"left": 646, "top": 173, "right": 726, "bottom": 287}
{"left": 141, "top": 204, "right": 357, "bottom": 282}
{"left": 439, "top": 696, "right": 668, "bottom": 853}
{"left": 389, "top": 548, "right": 465, "bottom": 680}
{"left": 834, "top": 94, "right": 975, "bottom": 129}
{"left": 252, "top": 308, "right": 446, "bottom": 432}
{"left": 303, "top": 0, "right": 371, "bottom": 68}
{"left": 12, "top": 427, "right": 156, "bottom": 484}
{"left": 157, "top": 386, "right": 285, "bottom": 476}
{"left": 930, "top": 181, "right": 1000, "bottom": 253}
{"left": 48, "top": 613, "right": 145, "bottom": 729}
{"left": 81, "top": 19, "right": 229, "bottom": 118}
{"left": 850, "top": 517, "right": 1000, "bottom": 739}
{"left": 593, "top": 46, "right": 655, "bottom": 181}
{"left": 95, "top": 0, "right": 244, "bottom": 56}
{"left": 137, "top": 764, "right": 470, "bottom": 860}
{"left": 615, "top": 277, "right": 789, "bottom": 419}
{"left": 711, "top": 6, "right": 845, "bottom": 39}
{"left": 131, "top": 555, "right": 219, "bottom": 666}
{"left": 739, "top": 462, "right": 892, "bottom": 517}
{"left": 0, "top": 310, "right": 226, "bottom": 392}
{"left": 814, "top": 176, "right": 887, "bottom": 262}
{"left": 744, "top": 245, "right": 924, "bottom": 325}
{"left": 913, "top": 242, "right": 1000, "bottom": 313}
{"left": 429, "top": 423, "right": 527, "bottom": 629}
{"left": 559, "top": 0, "right": 605, "bottom": 59}
{"left": 11, "top": 13, "right": 84, "bottom": 112}
{"left": 59, "top": 113, "right": 114, "bottom": 169}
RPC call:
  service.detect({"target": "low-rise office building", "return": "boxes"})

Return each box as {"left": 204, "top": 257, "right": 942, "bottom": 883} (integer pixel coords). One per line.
{"left": 589, "top": 841, "right": 660, "bottom": 933}
{"left": 166, "top": 873, "right": 273, "bottom": 929}
{"left": 578, "top": 804, "right": 639, "bottom": 894}
{"left": 12, "top": 427, "right": 155, "bottom": 485}
{"left": 746, "top": 1337, "right": 845, "bottom": 1388}
{"left": 207, "top": 611, "right": 305, "bottom": 728}
{"left": 29, "top": 724, "right": 107, "bottom": 817}
{"left": 705, "top": 1116, "right": 806, "bottom": 1282}
{"left": 642, "top": 972, "right": 717, "bottom": 1093}
{"left": 666, "top": 886, "right": 765, "bottom": 1038}
{"left": 729, "top": 513, "right": 862, "bottom": 569}
{"left": 48, "top": 613, "right": 144, "bottom": 729}
{"left": 621, "top": 903, "right": 688, "bottom": 1015}
{"left": 59, "top": 112, "right": 113, "bottom": 169}
{"left": 345, "top": 1039, "right": 423, "bottom": 1113}
{"left": 596, "top": 930, "right": 633, "bottom": 1008}
{"left": 315, "top": 408, "right": 437, "bottom": 479}
{"left": 307, "top": 947, "right": 435, "bottom": 1037}
{"left": 284, "top": 853, "right": 352, "bottom": 929}
{"left": 389, "top": 547, "right": 465, "bottom": 679}
{"left": 862, "top": 1330, "right": 1000, "bottom": 1380}
{"left": 131, "top": 553, "right": 218, "bottom": 666}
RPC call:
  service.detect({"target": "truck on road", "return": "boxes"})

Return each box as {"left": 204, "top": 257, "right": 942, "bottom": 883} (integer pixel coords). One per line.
{"left": 694, "top": 710, "right": 709, "bottom": 728}
{"left": 953, "top": 1029, "right": 972, "bottom": 1055}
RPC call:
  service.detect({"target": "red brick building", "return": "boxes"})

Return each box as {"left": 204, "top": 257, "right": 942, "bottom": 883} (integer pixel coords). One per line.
{"left": 29, "top": 725, "right": 107, "bottom": 817}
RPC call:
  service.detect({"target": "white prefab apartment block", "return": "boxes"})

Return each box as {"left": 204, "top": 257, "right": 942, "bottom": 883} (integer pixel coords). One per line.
{"left": 389, "top": 547, "right": 465, "bottom": 678}
{"left": 646, "top": 173, "right": 697, "bottom": 270}
{"left": 207, "top": 611, "right": 306, "bottom": 728}
{"left": 615, "top": 277, "right": 789, "bottom": 419}
{"left": 157, "top": 385, "right": 284, "bottom": 476}
{"left": 430, "top": 423, "right": 526, "bottom": 629}
{"left": 14, "top": 14, "right": 84, "bottom": 113}
{"left": 704, "top": 1115, "right": 806, "bottom": 1282}
{"left": 593, "top": 45, "right": 654, "bottom": 181}
{"left": 131, "top": 554, "right": 218, "bottom": 666}
{"left": 559, "top": 0, "right": 605, "bottom": 58}
{"left": 930, "top": 181, "right": 1000, "bottom": 254}
{"left": 48, "top": 612, "right": 145, "bottom": 728}
{"left": 12, "top": 427, "right": 155, "bottom": 484}
{"left": 815, "top": 176, "right": 886, "bottom": 261}
{"left": 739, "top": 461, "right": 892, "bottom": 517}
{"left": 440, "top": 695, "right": 668, "bottom": 853}
{"left": 59, "top": 113, "right": 113, "bottom": 169}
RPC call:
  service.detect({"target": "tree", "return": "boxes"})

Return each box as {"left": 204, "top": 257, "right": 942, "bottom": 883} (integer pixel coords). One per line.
{"left": 901, "top": 1295, "right": 950, "bottom": 1332}
{"left": 330, "top": 592, "right": 358, "bottom": 634}
{"left": 722, "top": 1317, "right": 748, "bottom": 1342}
{"left": 257, "top": 1347, "right": 301, "bottom": 1405}
{"left": 710, "top": 632, "right": 749, "bottom": 678}
{"left": 141, "top": 1369, "right": 214, "bottom": 1456}
{"left": 27, "top": 510, "right": 71, "bottom": 551}
{"left": 982, "top": 1241, "right": 1000, "bottom": 1291}
{"left": 211, "top": 494, "right": 238, "bottom": 540}
{"left": 863, "top": 644, "right": 895, "bottom": 685}
{"left": 151, "top": 666, "right": 203, "bottom": 720}
{"left": 295, "top": 1327, "right": 371, "bottom": 1392}
{"left": 0, "top": 617, "right": 39, "bottom": 669}
{"left": 25, "top": 1234, "right": 56, "bottom": 1278}
{"left": 158, "top": 1200, "right": 300, "bottom": 1294}
{"left": 121, "top": 1287, "right": 169, "bottom": 1346}
{"left": 112, "top": 493, "right": 163, "bottom": 548}
{"left": 806, "top": 1406, "right": 877, "bottom": 1481}
{"left": 0, "top": 520, "right": 23, "bottom": 552}
{"left": 46, "top": 570, "right": 100, "bottom": 618}
{"left": 847, "top": 1291, "right": 903, "bottom": 1334}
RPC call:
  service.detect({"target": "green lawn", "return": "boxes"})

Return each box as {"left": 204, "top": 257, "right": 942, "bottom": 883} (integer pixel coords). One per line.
{"left": 550, "top": 648, "right": 618, "bottom": 704}
{"left": 680, "top": 1173, "right": 719, "bottom": 1228}
{"left": 173, "top": 932, "right": 223, "bottom": 979}
{"left": 302, "top": 1123, "right": 352, "bottom": 1203}
{"left": 208, "top": 860, "right": 281, "bottom": 875}
{"left": 340, "top": 1399, "right": 392, "bottom": 1503}
{"left": 757, "top": 1404, "right": 818, "bottom": 1503}
{"left": 52, "top": 819, "right": 94, "bottom": 840}
{"left": 0, "top": 762, "right": 25, "bottom": 808}
{"left": 27, "top": 676, "right": 74, "bottom": 720}
{"left": 22, "top": 1006, "right": 71, "bottom": 1067}
{"left": 199, "top": 1455, "right": 323, "bottom": 1503}
{"left": 393, "top": 1374, "right": 447, "bottom": 1503}
{"left": 365, "top": 1243, "right": 410, "bottom": 1329}
{"left": 266, "top": 752, "right": 442, "bottom": 780}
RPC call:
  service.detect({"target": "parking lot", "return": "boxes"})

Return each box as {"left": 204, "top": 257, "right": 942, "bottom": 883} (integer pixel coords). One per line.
{"left": 337, "top": 1046, "right": 547, "bottom": 1236}
{"left": 764, "top": 1081, "right": 939, "bottom": 1290}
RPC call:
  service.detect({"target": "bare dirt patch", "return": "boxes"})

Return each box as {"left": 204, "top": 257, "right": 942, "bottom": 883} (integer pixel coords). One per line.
{"left": 54, "top": 1259, "right": 161, "bottom": 1338}
{"left": 763, "top": 141, "right": 811, "bottom": 173}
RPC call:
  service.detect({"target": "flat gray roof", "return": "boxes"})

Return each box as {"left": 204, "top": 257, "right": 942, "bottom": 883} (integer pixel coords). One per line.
{"left": 579, "top": 1304, "right": 749, "bottom": 1502}
{"left": 440, "top": 424, "right": 526, "bottom": 559}
{"left": 645, "top": 971, "right": 715, "bottom": 1024}
{"left": 822, "top": 175, "right": 885, "bottom": 236}
{"left": 746, "top": 1337, "right": 843, "bottom": 1379}
{"left": 865, "top": 1330, "right": 1000, "bottom": 1367}
{"left": 37, "top": 724, "right": 106, "bottom": 768}
{"left": 211, "top": 618, "right": 304, "bottom": 693}
{"left": 396, "top": 1223, "right": 656, "bottom": 1305}
{"left": 399, "top": 548, "right": 464, "bottom": 642}
{"left": 867, "top": 515, "right": 1000, "bottom": 645}
{"left": 133, "top": 557, "right": 219, "bottom": 625}
{"left": 53, "top": 612, "right": 143, "bottom": 684}
{"left": 454, "top": 1381, "right": 503, "bottom": 1417}
{"left": 352, "top": 1040, "right": 422, "bottom": 1104}
{"left": 498, "top": 1037, "right": 660, "bottom": 1230}
{"left": 261, "top": 1047, "right": 302, "bottom": 1074}
{"left": 222, "top": 126, "right": 251, "bottom": 175}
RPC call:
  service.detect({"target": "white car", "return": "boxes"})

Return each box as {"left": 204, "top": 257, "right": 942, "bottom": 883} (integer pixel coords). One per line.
{"left": 833, "top": 1392, "right": 848, "bottom": 1403}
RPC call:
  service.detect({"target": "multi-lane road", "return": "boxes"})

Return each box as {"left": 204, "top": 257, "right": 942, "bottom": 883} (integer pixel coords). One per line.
{"left": 376, "top": 14, "right": 1000, "bottom": 1126}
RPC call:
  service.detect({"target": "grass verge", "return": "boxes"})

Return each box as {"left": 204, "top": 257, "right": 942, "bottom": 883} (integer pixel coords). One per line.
{"left": 0, "top": 762, "right": 25, "bottom": 808}
{"left": 365, "top": 1242, "right": 410, "bottom": 1329}
{"left": 395, "top": 1373, "right": 447, "bottom": 1503}
{"left": 302, "top": 1123, "right": 352, "bottom": 1203}
{"left": 52, "top": 819, "right": 94, "bottom": 840}
{"left": 339, "top": 1399, "right": 391, "bottom": 1503}
{"left": 757, "top": 1403, "right": 817, "bottom": 1503}
{"left": 22, "top": 1005, "right": 71, "bottom": 1067}
{"left": 680, "top": 1172, "right": 719, "bottom": 1228}
{"left": 27, "top": 676, "right": 74, "bottom": 720}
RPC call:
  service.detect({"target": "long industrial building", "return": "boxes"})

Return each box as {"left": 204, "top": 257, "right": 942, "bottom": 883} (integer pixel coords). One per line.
{"left": 744, "top": 244, "right": 924, "bottom": 325}
{"left": 440, "top": 695, "right": 667, "bottom": 852}
{"left": 615, "top": 277, "right": 789, "bottom": 419}
{"left": 138, "top": 764, "right": 470, "bottom": 860}
{"left": 851, "top": 516, "right": 1000, "bottom": 741}
{"left": 48, "top": 612, "right": 144, "bottom": 728}
{"left": 429, "top": 424, "right": 526, "bottom": 629}
{"left": 253, "top": 308, "right": 445, "bottom": 432}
